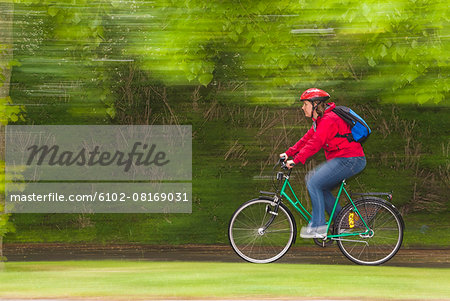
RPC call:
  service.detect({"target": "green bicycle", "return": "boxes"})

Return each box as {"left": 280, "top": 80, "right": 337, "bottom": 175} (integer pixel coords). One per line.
{"left": 228, "top": 158, "right": 404, "bottom": 265}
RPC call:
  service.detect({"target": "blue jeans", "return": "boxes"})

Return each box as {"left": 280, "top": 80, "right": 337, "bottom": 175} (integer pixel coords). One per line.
{"left": 305, "top": 156, "right": 366, "bottom": 227}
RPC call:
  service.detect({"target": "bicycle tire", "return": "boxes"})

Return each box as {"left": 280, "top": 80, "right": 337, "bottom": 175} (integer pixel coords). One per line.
{"left": 228, "top": 197, "right": 297, "bottom": 263}
{"left": 334, "top": 197, "right": 404, "bottom": 265}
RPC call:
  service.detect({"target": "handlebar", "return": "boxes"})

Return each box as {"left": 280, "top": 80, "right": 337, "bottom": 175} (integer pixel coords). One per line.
{"left": 272, "top": 155, "right": 293, "bottom": 193}
{"left": 279, "top": 155, "right": 295, "bottom": 170}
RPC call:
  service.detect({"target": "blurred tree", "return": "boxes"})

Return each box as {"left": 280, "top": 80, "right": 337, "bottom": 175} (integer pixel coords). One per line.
{"left": 1, "top": 0, "right": 23, "bottom": 262}
{"left": 122, "top": 0, "right": 448, "bottom": 105}
{"left": 8, "top": 0, "right": 448, "bottom": 117}
{"left": 11, "top": 0, "right": 119, "bottom": 122}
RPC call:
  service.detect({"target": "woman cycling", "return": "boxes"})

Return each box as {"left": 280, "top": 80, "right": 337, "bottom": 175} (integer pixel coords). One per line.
{"left": 280, "top": 88, "right": 366, "bottom": 239}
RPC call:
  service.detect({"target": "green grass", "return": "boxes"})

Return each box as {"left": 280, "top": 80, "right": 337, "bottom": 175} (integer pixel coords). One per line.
{"left": 1, "top": 261, "right": 449, "bottom": 300}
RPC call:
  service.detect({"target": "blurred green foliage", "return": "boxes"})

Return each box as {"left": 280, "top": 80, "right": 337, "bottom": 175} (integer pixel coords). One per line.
{"left": 8, "top": 0, "right": 449, "bottom": 111}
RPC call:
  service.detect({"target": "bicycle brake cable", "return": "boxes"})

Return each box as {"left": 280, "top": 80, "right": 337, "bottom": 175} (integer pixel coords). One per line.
{"left": 272, "top": 159, "right": 285, "bottom": 192}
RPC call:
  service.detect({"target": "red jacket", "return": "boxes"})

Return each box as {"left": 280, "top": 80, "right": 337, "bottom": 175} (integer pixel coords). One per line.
{"left": 285, "top": 103, "right": 365, "bottom": 165}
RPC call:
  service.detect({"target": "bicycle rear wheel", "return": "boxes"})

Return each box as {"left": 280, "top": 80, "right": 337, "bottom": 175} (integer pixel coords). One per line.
{"left": 228, "top": 198, "right": 296, "bottom": 263}
{"left": 334, "top": 198, "right": 404, "bottom": 265}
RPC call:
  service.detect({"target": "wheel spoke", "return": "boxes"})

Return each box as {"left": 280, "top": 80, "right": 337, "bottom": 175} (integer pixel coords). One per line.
{"left": 265, "top": 229, "right": 292, "bottom": 233}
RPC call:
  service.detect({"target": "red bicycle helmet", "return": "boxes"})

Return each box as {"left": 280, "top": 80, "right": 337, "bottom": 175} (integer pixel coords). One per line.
{"left": 300, "top": 88, "right": 330, "bottom": 103}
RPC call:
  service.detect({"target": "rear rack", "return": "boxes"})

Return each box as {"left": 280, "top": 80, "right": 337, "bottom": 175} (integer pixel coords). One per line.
{"left": 350, "top": 192, "right": 393, "bottom": 201}
{"left": 259, "top": 191, "right": 276, "bottom": 196}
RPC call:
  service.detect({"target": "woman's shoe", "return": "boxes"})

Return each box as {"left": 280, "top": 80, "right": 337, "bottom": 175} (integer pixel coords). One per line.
{"left": 300, "top": 225, "right": 327, "bottom": 238}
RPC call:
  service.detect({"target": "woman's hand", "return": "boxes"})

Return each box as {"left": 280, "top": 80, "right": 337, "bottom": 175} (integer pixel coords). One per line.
{"left": 286, "top": 160, "right": 295, "bottom": 169}
{"left": 279, "top": 153, "right": 287, "bottom": 161}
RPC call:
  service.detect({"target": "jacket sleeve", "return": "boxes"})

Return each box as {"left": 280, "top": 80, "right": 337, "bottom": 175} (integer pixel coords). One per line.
{"left": 292, "top": 117, "right": 338, "bottom": 165}
{"left": 285, "top": 126, "right": 315, "bottom": 157}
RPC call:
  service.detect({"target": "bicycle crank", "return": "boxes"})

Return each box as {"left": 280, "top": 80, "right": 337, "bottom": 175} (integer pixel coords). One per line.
{"left": 314, "top": 237, "right": 333, "bottom": 248}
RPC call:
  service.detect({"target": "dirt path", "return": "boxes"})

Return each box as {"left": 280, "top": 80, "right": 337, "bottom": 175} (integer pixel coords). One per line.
{"left": 3, "top": 243, "right": 449, "bottom": 267}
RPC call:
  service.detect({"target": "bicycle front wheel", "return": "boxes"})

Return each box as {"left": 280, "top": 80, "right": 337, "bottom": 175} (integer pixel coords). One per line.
{"left": 228, "top": 198, "right": 296, "bottom": 263}
{"left": 334, "top": 198, "right": 404, "bottom": 265}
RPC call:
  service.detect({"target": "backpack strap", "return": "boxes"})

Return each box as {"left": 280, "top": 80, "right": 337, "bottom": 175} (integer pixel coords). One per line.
{"left": 335, "top": 133, "right": 354, "bottom": 143}
{"left": 332, "top": 109, "right": 354, "bottom": 142}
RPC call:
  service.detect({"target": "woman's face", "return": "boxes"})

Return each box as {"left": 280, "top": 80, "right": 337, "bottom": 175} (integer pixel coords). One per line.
{"left": 302, "top": 101, "right": 313, "bottom": 118}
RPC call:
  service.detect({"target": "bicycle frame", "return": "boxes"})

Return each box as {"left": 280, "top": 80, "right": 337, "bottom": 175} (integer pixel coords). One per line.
{"left": 278, "top": 173, "right": 371, "bottom": 239}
